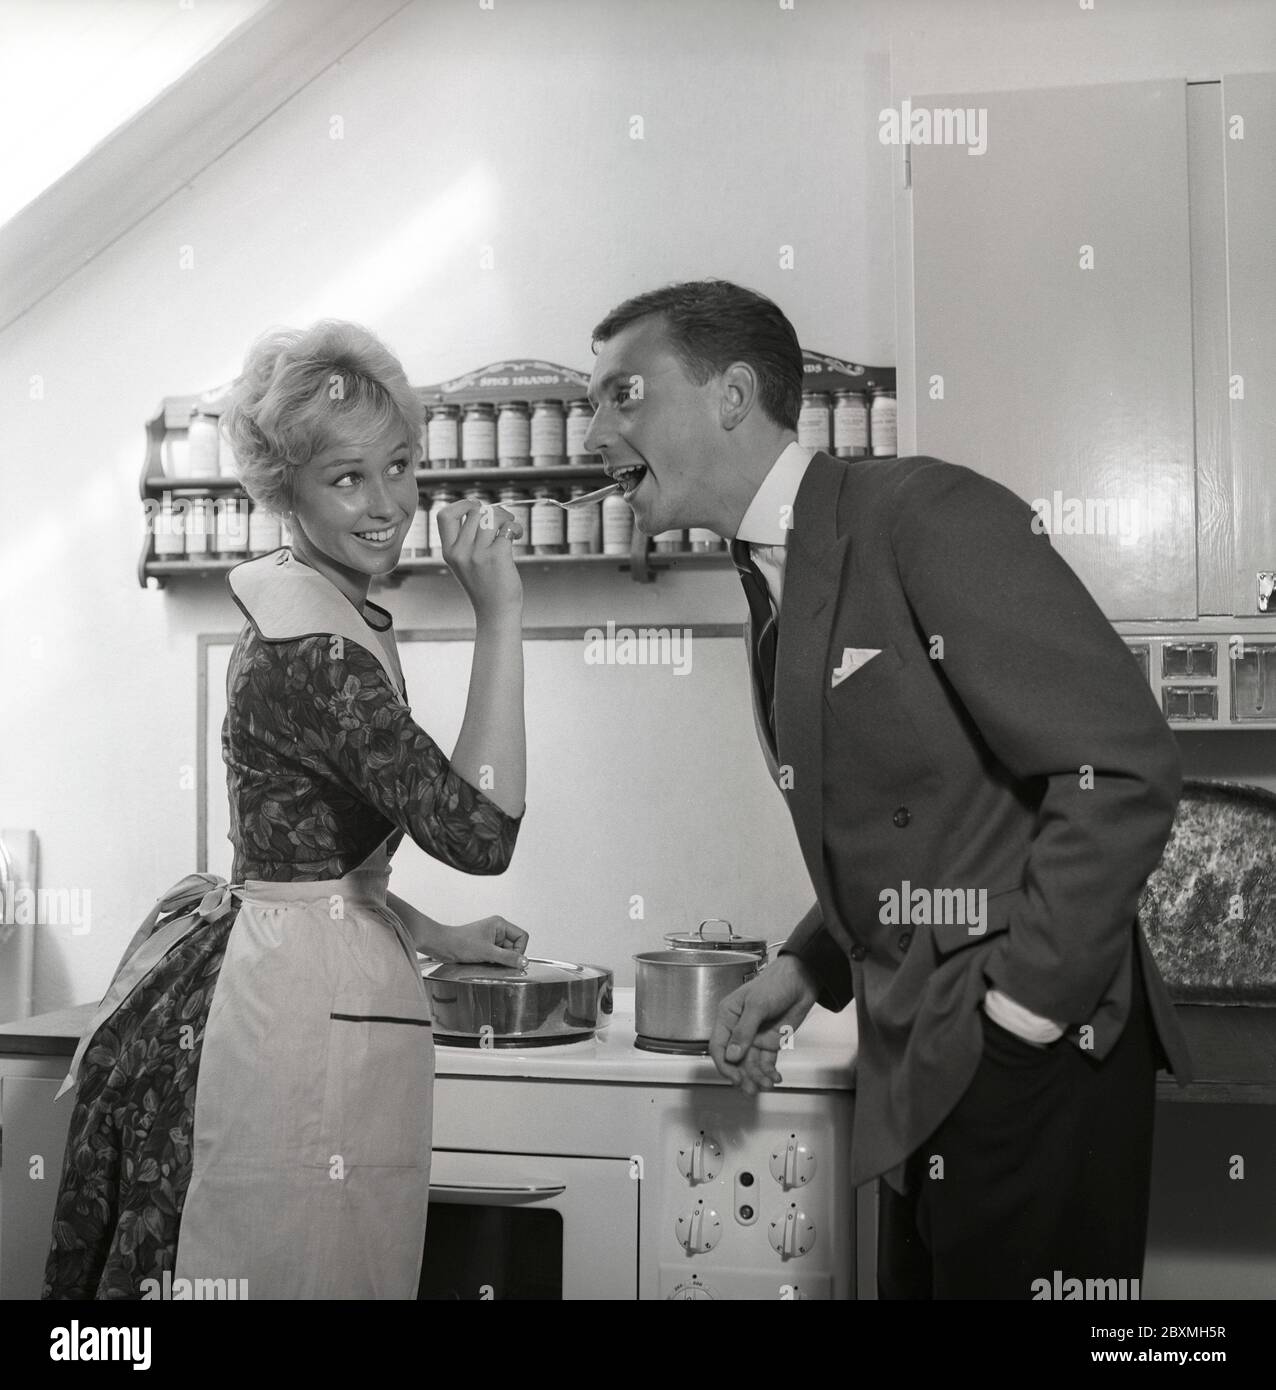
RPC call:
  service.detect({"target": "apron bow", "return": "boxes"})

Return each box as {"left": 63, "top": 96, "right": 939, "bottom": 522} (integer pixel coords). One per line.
{"left": 157, "top": 872, "right": 238, "bottom": 924}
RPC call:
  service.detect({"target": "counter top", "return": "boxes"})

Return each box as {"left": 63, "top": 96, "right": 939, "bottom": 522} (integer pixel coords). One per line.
{"left": 3, "top": 999, "right": 1275, "bottom": 1102}
{"left": 0, "top": 993, "right": 857, "bottom": 1087}
{"left": 0, "top": 1004, "right": 96, "bottom": 1057}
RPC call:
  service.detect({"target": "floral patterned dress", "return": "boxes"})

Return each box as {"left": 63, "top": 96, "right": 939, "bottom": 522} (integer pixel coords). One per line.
{"left": 43, "top": 548, "right": 520, "bottom": 1299}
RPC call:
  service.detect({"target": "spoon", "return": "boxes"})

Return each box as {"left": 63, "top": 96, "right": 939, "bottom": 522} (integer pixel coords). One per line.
{"left": 542, "top": 481, "right": 623, "bottom": 508}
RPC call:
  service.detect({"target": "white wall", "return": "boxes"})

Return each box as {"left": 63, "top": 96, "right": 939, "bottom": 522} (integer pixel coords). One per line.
{"left": 2, "top": 0, "right": 1274, "bottom": 1010}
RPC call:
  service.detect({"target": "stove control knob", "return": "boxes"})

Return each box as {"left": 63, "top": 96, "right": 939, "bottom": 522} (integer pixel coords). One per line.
{"left": 768, "top": 1203, "right": 817, "bottom": 1260}
{"left": 668, "top": 1278, "right": 717, "bottom": 1300}
{"left": 676, "top": 1199, "right": 723, "bottom": 1254}
{"left": 769, "top": 1132, "right": 816, "bottom": 1189}
{"left": 676, "top": 1131, "right": 723, "bottom": 1184}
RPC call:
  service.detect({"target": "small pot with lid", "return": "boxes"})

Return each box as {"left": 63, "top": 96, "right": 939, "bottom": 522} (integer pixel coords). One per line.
{"left": 633, "top": 948, "right": 761, "bottom": 1055}
{"left": 662, "top": 918, "right": 780, "bottom": 964}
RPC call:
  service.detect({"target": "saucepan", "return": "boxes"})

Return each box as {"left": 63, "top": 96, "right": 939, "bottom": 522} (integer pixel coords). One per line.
{"left": 632, "top": 948, "right": 760, "bottom": 1055}
{"left": 423, "top": 956, "right": 613, "bottom": 1047}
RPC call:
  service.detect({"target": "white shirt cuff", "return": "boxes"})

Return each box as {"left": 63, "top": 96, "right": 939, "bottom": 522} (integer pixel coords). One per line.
{"left": 983, "top": 988, "right": 1065, "bottom": 1044}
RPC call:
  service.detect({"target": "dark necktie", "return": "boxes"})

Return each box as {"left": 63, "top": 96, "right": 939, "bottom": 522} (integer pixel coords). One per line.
{"left": 731, "top": 538, "right": 778, "bottom": 741}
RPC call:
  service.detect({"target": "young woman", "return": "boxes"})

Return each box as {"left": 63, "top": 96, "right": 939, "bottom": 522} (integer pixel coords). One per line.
{"left": 44, "top": 321, "right": 528, "bottom": 1299}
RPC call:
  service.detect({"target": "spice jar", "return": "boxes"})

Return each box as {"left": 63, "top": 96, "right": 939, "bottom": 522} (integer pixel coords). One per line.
{"left": 248, "top": 504, "right": 283, "bottom": 556}
{"left": 428, "top": 488, "right": 458, "bottom": 554}
{"left": 602, "top": 492, "right": 634, "bottom": 554}
{"left": 403, "top": 497, "right": 429, "bottom": 559}
{"left": 653, "top": 529, "right": 686, "bottom": 554}
{"left": 531, "top": 400, "right": 565, "bottom": 467}
{"left": 187, "top": 408, "right": 221, "bottom": 479}
{"left": 214, "top": 494, "right": 250, "bottom": 559}
{"left": 531, "top": 488, "right": 565, "bottom": 555}
{"left": 427, "top": 405, "right": 460, "bottom": 467}
{"left": 217, "top": 424, "right": 239, "bottom": 478}
{"left": 162, "top": 432, "right": 188, "bottom": 479}
{"left": 566, "top": 485, "right": 602, "bottom": 554}
{"left": 797, "top": 391, "right": 831, "bottom": 451}
{"left": 461, "top": 403, "right": 496, "bottom": 466}
{"left": 498, "top": 487, "right": 533, "bottom": 556}
{"left": 566, "top": 400, "right": 595, "bottom": 462}
{"left": 178, "top": 490, "right": 213, "bottom": 558}
{"left": 688, "top": 526, "right": 722, "bottom": 553}
{"left": 497, "top": 401, "right": 531, "bottom": 467}
{"left": 153, "top": 494, "right": 185, "bottom": 558}
{"left": 832, "top": 390, "right": 869, "bottom": 459}
{"left": 870, "top": 389, "right": 897, "bottom": 456}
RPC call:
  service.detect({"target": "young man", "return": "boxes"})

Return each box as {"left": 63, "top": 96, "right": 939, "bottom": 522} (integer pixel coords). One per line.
{"left": 583, "top": 279, "right": 1190, "bottom": 1298}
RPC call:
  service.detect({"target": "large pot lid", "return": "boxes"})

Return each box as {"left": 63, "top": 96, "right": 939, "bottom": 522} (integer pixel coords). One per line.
{"left": 426, "top": 957, "right": 610, "bottom": 986}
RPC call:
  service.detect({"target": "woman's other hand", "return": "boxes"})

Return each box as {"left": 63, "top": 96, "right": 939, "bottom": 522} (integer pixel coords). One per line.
{"left": 436, "top": 498, "right": 523, "bottom": 620}
{"left": 443, "top": 916, "right": 530, "bottom": 967}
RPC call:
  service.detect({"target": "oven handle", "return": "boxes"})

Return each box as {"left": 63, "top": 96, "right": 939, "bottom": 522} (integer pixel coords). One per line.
{"left": 428, "top": 1180, "right": 567, "bottom": 1206}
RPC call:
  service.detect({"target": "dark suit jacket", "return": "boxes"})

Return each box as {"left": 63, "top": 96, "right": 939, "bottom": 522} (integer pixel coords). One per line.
{"left": 746, "top": 453, "right": 1191, "bottom": 1189}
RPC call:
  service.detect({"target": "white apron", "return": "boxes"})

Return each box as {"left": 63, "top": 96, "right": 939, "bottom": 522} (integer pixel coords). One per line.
{"left": 173, "top": 848, "right": 434, "bottom": 1298}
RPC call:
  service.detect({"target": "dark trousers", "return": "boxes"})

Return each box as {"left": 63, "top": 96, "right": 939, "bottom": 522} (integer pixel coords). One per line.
{"left": 877, "top": 946, "right": 1162, "bottom": 1299}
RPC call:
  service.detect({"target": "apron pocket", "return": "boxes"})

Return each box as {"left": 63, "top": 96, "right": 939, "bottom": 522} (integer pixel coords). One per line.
{"left": 308, "top": 992, "right": 434, "bottom": 1169}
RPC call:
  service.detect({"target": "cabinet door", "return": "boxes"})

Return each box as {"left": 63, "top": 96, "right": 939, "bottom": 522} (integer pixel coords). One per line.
{"left": 907, "top": 80, "right": 1196, "bottom": 621}
{"left": 0, "top": 1075, "right": 73, "bottom": 1299}
{"left": 1222, "top": 73, "right": 1276, "bottom": 617}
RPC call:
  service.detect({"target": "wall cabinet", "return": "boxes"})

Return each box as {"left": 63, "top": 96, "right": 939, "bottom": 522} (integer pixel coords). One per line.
{"left": 1221, "top": 73, "right": 1276, "bottom": 621}
{"left": 898, "top": 74, "right": 1275, "bottom": 625}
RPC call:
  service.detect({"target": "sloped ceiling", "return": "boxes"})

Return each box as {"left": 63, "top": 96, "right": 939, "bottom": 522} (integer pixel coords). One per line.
{"left": 0, "top": 0, "right": 412, "bottom": 333}
{"left": 0, "top": 0, "right": 271, "bottom": 226}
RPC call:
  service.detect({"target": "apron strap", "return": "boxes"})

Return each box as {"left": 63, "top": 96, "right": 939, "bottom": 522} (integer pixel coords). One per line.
{"left": 55, "top": 874, "right": 240, "bottom": 1101}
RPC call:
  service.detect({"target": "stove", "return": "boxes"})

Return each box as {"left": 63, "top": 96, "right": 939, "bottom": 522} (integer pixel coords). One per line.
{"left": 428, "top": 986, "right": 856, "bottom": 1084}
{"left": 421, "top": 988, "right": 860, "bottom": 1300}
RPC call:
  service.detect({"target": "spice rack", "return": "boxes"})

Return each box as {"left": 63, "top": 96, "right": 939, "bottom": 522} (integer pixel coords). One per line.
{"left": 137, "top": 353, "right": 896, "bottom": 589}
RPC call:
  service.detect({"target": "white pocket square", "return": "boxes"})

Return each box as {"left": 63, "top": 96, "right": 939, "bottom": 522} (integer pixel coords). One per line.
{"left": 831, "top": 647, "right": 881, "bottom": 687}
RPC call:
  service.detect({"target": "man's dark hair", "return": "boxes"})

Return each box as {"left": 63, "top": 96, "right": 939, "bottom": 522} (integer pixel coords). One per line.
{"left": 591, "top": 279, "right": 803, "bottom": 431}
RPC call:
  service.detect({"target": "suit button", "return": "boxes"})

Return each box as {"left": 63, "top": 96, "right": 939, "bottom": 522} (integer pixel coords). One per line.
{"left": 892, "top": 806, "right": 911, "bottom": 828}
{"left": 897, "top": 932, "right": 912, "bottom": 952}
{"left": 849, "top": 944, "right": 867, "bottom": 961}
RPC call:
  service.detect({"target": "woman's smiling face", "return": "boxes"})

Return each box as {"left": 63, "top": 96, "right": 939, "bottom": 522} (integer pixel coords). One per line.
{"left": 289, "top": 424, "right": 418, "bottom": 580}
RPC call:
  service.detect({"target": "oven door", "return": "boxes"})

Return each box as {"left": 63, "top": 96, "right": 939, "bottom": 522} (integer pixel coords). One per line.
{"left": 421, "top": 1150, "right": 639, "bottom": 1299}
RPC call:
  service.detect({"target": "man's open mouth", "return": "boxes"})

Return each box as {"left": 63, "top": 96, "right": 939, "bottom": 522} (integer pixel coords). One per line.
{"left": 610, "top": 463, "right": 649, "bottom": 496}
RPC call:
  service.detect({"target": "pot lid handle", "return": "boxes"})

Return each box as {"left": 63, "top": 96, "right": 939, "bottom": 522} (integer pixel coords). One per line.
{"left": 697, "top": 918, "right": 736, "bottom": 941}
{"left": 523, "top": 956, "right": 587, "bottom": 974}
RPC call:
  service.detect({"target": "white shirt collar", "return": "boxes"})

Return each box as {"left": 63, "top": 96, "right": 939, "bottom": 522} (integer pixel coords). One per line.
{"left": 734, "top": 441, "right": 816, "bottom": 546}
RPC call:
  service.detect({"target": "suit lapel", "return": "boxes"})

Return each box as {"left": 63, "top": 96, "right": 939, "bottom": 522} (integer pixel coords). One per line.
{"left": 774, "top": 453, "right": 851, "bottom": 876}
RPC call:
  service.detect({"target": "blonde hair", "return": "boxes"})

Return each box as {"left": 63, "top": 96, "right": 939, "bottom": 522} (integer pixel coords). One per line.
{"left": 221, "top": 320, "right": 423, "bottom": 516}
